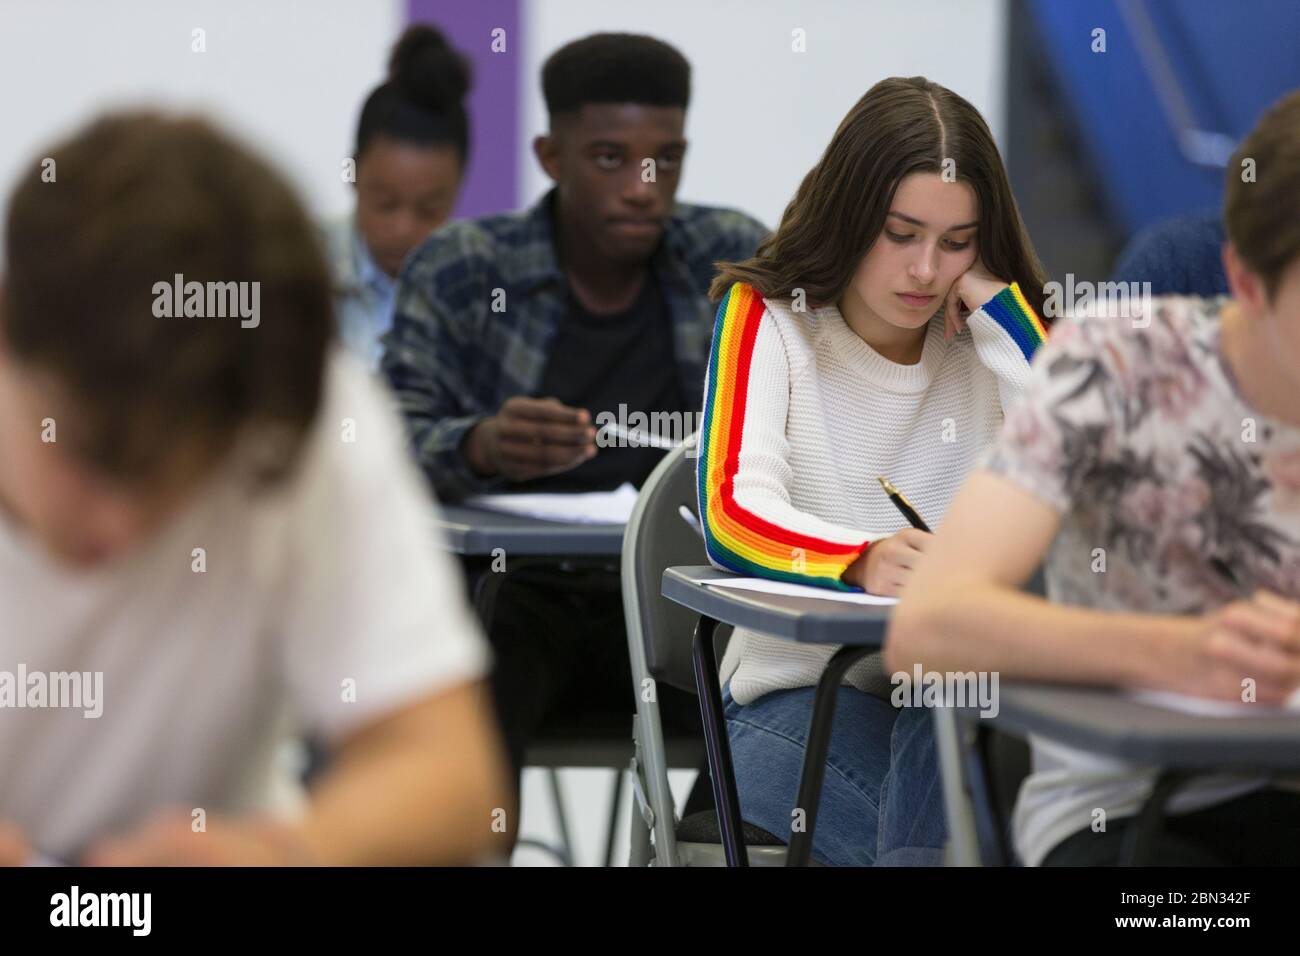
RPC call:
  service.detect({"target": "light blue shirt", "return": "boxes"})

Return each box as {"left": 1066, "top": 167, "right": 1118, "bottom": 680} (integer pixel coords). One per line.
{"left": 322, "top": 214, "right": 397, "bottom": 370}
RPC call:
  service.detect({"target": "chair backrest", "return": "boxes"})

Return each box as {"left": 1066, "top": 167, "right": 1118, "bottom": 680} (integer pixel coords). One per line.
{"left": 1110, "top": 210, "right": 1228, "bottom": 297}
{"left": 621, "top": 440, "right": 709, "bottom": 694}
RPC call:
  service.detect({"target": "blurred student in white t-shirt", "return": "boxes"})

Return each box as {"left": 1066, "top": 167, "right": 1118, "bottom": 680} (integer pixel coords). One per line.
{"left": 0, "top": 111, "right": 510, "bottom": 866}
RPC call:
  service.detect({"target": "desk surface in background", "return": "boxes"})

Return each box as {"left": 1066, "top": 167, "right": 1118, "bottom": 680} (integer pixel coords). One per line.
{"left": 968, "top": 682, "right": 1300, "bottom": 768}
{"left": 435, "top": 504, "right": 625, "bottom": 557}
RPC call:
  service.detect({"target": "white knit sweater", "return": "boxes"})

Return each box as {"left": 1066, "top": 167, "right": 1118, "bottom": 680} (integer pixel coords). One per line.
{"left": 699, "top": 287, "right": 1040, "bottom": 705}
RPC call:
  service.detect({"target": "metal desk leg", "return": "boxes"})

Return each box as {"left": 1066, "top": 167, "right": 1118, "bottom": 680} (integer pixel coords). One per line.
{"left": 786, "top": 646, "right": 873, "bottom": 867}
{"left": 1120, "top": 770, "right": 1196, "bottom": 866}
{"left": 692, "top": 615, "right": 747, "bottom": 867}
{"left": 934, "top": 707, "right": 982, "bottom": 866}
{"left": 463, "top": 556, "right": 588, "bottom": 867}
{"left": 962, "top": 718, "right": 1013, "bottom": 866}
{"left": 603, "top": 770, "right": 625, "bottom": 867}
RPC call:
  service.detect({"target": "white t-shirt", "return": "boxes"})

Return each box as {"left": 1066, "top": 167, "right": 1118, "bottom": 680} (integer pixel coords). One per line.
{"left": 0, "top": 351, "right": 489, "bottom": 859}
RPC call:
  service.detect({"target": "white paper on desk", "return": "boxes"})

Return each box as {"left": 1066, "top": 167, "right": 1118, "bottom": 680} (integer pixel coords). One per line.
{"left": 1128, "top": 687, "right": 1300, "bottom": 718}
{"left": 703, "top": 577, "right": 898, "bottom": 606}
{"left": 461, "top": 482, "right": 638, "bottom": 525}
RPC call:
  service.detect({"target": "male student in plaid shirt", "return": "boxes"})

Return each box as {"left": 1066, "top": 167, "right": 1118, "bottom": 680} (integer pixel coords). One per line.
{"left": 382, "top": 33, "right": 766, "bottom": 831}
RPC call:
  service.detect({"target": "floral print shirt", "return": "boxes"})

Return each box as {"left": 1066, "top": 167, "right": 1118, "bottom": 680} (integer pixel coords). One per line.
{"left": 987, "top": 295, "right": 1300, "bottom": 612}
{"left": 980, "top": 295, "right": 1300, "bottom": 865}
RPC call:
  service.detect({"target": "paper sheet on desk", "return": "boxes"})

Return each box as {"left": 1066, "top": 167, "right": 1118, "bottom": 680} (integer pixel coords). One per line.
{"left": 461, "top": 482, "right": 638, "bottom": 524}
{"left": 702, "top": 576, "right": 898, "bottom": 606}
{"left": 1128, "top": 687, "right": 1300, "bottom": 718}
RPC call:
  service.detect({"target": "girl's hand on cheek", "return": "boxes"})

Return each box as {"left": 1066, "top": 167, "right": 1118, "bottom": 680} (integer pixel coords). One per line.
{"left": 945, "top": 262, "right": 1010, "bottom": 339}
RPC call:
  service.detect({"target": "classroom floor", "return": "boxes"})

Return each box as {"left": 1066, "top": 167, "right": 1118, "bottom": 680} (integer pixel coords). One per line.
{"left": 511, "top": 768, "right": 700, "bottom": 866}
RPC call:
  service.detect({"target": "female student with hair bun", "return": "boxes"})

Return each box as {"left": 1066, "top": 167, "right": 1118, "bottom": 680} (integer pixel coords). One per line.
{"left": 325, "top": 24, "right": 472, "bottom": 367}
{"left": 699, "top": 75, "right": 1050, "bottom": 866}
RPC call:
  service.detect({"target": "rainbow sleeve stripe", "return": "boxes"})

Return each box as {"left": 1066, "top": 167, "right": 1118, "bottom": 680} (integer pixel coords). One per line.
{"left": 696, "top": 283, "right": 869, "bottom": 591}
{"left": 982, "top": 282, "right": 1048, "bottom": 362}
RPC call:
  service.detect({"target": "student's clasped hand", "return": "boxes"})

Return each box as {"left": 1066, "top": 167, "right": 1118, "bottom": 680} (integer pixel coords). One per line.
{"left": 944, "top": 262, "right": 1010, "bottom": 341}
{"left": 1161, "top": 591, "right": 1300, "bottom": 704}
{"left": 465, "top": 396, "right": 598, "bottom": 481}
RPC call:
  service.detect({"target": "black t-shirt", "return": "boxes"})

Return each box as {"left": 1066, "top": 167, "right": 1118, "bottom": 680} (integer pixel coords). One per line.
{"left": 513, "top": 276, "right": 690, "bottom": 493}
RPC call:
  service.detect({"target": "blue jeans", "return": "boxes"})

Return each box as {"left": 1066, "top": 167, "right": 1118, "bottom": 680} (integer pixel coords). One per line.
{"left": 723, "top": 682, "right": 947, "bottom": 866}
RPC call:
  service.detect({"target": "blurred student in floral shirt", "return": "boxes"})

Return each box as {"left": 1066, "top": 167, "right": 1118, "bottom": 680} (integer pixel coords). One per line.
{"left": 888, "top": 90, "right": 1300, "bottom": 867}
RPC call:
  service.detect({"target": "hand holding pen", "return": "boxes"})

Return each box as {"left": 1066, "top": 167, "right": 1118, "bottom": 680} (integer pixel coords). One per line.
{"left": 841, "top": 477, "right": 934, "bottom": 596}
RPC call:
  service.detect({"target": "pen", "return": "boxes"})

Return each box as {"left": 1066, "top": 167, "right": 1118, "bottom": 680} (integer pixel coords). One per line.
{"left": 877, "top": 476, "right": 931, "bottom": 533}
{"left": 597, "top": 421, "right": 680, "bottom": 451}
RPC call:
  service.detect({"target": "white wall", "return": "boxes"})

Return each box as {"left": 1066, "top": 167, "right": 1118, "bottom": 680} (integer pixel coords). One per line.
{"left": 521, "top": 0, "right": 1008, "bottom": 230}
{"left": 0, "top": 0, "right": 1008, "bottom": 245}
{"left": 0, "top": 0, "right": 402, "bottom": 245}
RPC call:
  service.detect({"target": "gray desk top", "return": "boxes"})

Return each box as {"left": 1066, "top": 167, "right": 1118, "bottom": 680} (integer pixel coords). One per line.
{"left": 435, "top": 505, "right": 625, "bottom": 557}
{"left": 973, "top": 683, "right": 1300, "bottom": 768}
{"left": 663, "top": 564, "right": 1300, "bottom": 768}
{"left": 662, "top": 565, "right": 891, "bottom": 646}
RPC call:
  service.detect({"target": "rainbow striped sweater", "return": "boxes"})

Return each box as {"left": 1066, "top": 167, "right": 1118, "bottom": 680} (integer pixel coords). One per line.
{"left": 697, "top": 281, "right": 1047, "bottom": 594}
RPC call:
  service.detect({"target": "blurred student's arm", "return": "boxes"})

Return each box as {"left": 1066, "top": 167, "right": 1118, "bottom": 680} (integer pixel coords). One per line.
{"left": 298, "top": 679, "right": 510, "bottom": 865}
{"left": 887, "top": 313, "right": 1300, "bottom": 703}
{"left": 0, "top": 822, "right": 28, "bottom": 866}
{"left": 83, "top": 681, "right": 511, "bottom": 867}
{"left": 277, "top": 359, "right": 511, "bottom": 863}
{"left": 886, "top": 471, "right": 1300, "bottom": 702}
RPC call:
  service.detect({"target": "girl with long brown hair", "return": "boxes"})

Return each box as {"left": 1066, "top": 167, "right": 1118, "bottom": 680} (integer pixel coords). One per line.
{"left": 697, "top": 76, "right": 1050, "bottom": 866}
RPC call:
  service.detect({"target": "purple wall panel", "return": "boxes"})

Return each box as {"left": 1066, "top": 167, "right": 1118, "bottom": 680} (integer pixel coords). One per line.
{"left": 407, "top": 0, "right": 521, "bottom": 217}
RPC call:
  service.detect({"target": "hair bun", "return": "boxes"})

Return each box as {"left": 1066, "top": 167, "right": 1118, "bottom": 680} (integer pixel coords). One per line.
{"left": 388, "top": 24, "right": 471, "bottom": 110}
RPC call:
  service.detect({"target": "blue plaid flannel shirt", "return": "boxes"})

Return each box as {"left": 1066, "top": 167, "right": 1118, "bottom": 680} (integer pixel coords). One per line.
{"left": 381, "top": 189, "right": 767, "bottom": 499}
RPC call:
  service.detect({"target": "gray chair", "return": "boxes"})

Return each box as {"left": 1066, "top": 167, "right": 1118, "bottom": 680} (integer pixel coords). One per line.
{"left": 621, "top": 439, "right": 788, "bottom": 865}
{"left": 523, "top": 716, "right": 700, "bottom": 867}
